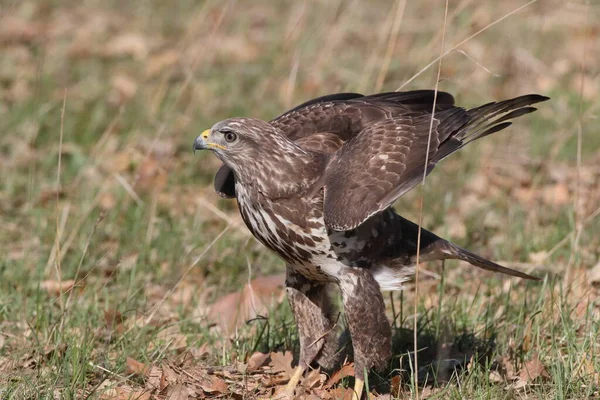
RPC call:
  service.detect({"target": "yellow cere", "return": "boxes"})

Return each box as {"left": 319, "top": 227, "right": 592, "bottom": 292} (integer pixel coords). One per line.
{"left": 200, "top": 129, "right": 226, "bottom": 150}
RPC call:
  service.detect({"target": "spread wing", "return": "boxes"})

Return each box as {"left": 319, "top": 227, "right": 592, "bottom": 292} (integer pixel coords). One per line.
{"left": 323, "top": 94, "right": 549, "bottom": 231}
{"left": 213, "top": 91, "right": 455, "bottom": 197}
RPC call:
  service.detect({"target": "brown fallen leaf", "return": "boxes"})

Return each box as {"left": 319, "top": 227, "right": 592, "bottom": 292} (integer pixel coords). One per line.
{"left": 134, "top": 157, "right": 168, "bottom": 193}
{"left": 114, "top": 386, "right": 151, "bottom": 400}
{"left": 489, "top": 370, "right": 504, "bottom": 383}
{"left": 157, "top": 325, "right": 188, "bottom": 352}
{"left": 390, "top": 375, "right": 401, "bottom": 398}
{"left": 588, "top": 260, "right": 600, "bottom": 285}
{"left": 105, "top": 151, "right": 135, "bottom": 174}
{"left": 303, "top": 368, "right": 326, "bottom": 389}
{"left": 166, "top": 384, "right": 188, "bottom": 400}
{"left": 324, "top": 363, "right": 355, "bottom": 389}
{"left": 511, "top": 355, "right": 549, "bottom": 389}
{"left": 297, "top": 394, "right": 322, "bottom": 400}
{"left": 40, "top": 279, "right": 77, "bottom": 296}
{"left": 0, "top": 17, "right": 41, "bottom": 44}
{"left": 103, "top": 33, "right": 148, "bottom": 60}
{"left": 99, "top": 192, "right": 117, "bottom": 211}
{"left": 109, "top": 74, "right": 138, "bottom": 105}
{"left": 513, "top": 186, "right": 536, "bottom": 205}
{"left": 197, "top": 371, "right": 228, "bottom": 394}
{"left": 145, "top": 50, "right": 180, "bottom": 78}
{"left": 161, "top": 362, "right": 180, "bottom": 387}
{"left": 543, "top": 183, "right": 570, "bottom": 206}
{"left": 528, "top": 251, "right": 548, "bottom": 265}
{"left": 496, "top": 355, "right": 516, "bottom": 380}
{"left": 269, "top": 351, "right": 295, "bottom": 378}
{"left": 446, "top": 215, "right": 467, "bottom": 239}
{"left": 206, "top": 274, "right": 285, "bottom": 333}
{"left": 270, "top": 385, "right": 293, "bottom": 399}
{"left": 145, "top": 365, "right": 163, "bottom": 390}
{"left": 104, "top": 309, "right": 125, "bottom": 327}
{"left": 370, "top": 394, "right": 392, "bottom": 400}
{"left": 97, "top": 380, "right": 118, "bottom": 399}
{"left": 126, "top": 357, "right": 149, "bottom": 376}
{"left": 119, "top": 253, "right": 139, "bottom": 272}
{"left": 262, "top": 373, "right": 292, "bottom": 388}
{"left": 247, "top": 352, "right": 270, "bottom": 371}
{"left": 189, "top": 342, "right": 210, "bottom": 360}
{"left": 323, "top": 387, "right": 354, "bottom": 400}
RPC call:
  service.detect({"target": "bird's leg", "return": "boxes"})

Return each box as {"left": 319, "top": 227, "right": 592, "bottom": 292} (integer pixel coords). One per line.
{"left": 285, "top": 364, "right": 306, "bottom": 394}
{"left": 339, "top": 268, "right": 391, "bottom": 400}
{"left": 285, "top": 267, "right": 339, "bottom": 394}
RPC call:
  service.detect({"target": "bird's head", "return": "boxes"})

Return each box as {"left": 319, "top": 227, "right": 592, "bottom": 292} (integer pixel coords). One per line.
{"left": 194, "top": 117, "right": 324, "bottom": 198}
{"left": 194, "top": 118, "right": 283, "bottom": 167}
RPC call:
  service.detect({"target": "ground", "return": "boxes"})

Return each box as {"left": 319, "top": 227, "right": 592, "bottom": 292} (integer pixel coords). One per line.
{"left": 0, "top": 0, "right": 599, "bottom": 399}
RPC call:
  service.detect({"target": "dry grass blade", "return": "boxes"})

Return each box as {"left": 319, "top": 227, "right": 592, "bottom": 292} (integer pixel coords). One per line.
{"left": 397, "top": 0, "right": 539, "bottom": 90}
{"left": 51, "top": 89, "right": 68, "bottom": 318}
{"left": 139, "top": 224, "right": 232, "bottom": 330}
{"left": 375, "top": 0, "right": 407, "bottom": 92}
{"left": 412, "top": 1, "right": 449, "bottom": 398}
{"left": 565, "top": 2, "right": 591, "bottom": 288}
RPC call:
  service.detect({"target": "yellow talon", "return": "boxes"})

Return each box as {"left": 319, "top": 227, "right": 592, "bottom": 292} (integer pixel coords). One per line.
{"left": 352, "top": 377, "right": 364, "bottom": 400}
{"left": 285, "top": 365, "right": 306, "bottom": 397}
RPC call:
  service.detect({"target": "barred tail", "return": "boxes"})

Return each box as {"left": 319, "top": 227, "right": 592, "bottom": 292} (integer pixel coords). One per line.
{"left": 440, "top": 242, "right": 539, "bottom": 281}
{"left": 433, "top": 94, "right": 550, "bottom": 163}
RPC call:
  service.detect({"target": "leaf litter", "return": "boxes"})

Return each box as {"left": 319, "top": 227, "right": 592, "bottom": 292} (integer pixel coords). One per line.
{"left": 111, "top": 351, "right": 362, "bottom": 399}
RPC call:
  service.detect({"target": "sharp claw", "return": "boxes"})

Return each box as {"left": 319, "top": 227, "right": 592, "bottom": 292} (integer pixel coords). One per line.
{"left": 352, "top": 377, "right": 364, "bottom": 400}
{"left": 284, "top": 365, "right": 306, "bottom": 398}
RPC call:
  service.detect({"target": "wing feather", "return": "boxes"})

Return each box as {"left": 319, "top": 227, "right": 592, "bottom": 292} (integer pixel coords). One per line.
{"left": 215, "top": 90, "right": 455, "bottom": 197}
{"left": 323, "top": 95, "right": 549, "bottom": 231}
{"left": 323, "top": 115, "right": 442, "bottom": 231}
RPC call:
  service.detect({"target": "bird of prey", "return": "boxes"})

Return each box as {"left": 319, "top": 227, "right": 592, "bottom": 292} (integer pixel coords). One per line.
{"left": 194, "top": 90, "right": 546, "bottom": 399}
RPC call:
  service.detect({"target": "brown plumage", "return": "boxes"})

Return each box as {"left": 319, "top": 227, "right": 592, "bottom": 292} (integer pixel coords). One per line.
{"left": 194, "top": 90, "right": 547, "bottom": 397}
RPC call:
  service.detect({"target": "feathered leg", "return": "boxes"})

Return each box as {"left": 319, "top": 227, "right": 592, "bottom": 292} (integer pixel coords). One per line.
{"left": 285, "top": 266, "right": 340, "bottom": 395}
{"left": 339, "top": 268, "right": 391, "bottom": 400}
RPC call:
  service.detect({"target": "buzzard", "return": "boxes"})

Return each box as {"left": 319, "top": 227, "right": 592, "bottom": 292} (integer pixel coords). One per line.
{"left": 194, "top": 90, "right": 547, "bottom": 399}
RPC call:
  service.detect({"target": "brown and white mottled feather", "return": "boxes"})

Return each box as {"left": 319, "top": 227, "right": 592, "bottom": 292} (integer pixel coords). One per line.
{"left": 322, "top": 95, "right": 547, "bottom": 230}
{"left": 214, "top": 90, "right": 457, "bottom": 197}
{"left": 196, "top": 90, "right": 547, "bottom": 387}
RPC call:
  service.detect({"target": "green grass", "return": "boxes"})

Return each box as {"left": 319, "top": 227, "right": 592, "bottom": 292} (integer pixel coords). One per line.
{"left": 1, "top": 0, "right": 599, "bottom": 398}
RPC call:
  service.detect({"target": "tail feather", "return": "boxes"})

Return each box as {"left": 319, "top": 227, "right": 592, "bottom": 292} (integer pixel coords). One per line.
{"left": 441, "top": 242, "right": 540, "bottom": 281}
{"left": 433, "top": 94, "right": 549, "bottom": 163}
{"left": 458, "top": 94, "right": 549, "bottom": 142}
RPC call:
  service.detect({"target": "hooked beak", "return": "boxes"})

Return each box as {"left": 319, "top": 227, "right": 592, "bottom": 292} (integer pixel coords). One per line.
{"left": 193, "top": 129, "right": 211, "bottom": 153}
{"left": 193, "top": 129, "right": 226, "bottom": 153}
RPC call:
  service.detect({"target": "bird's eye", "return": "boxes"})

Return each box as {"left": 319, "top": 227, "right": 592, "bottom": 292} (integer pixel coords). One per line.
{"left": 223, "top": 131, "right": 237, "bottom": 143}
